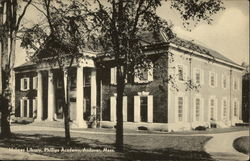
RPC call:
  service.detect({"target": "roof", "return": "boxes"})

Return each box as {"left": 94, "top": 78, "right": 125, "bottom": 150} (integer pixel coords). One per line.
{"left": 170, "top": 37, "right": 240, "bottom": 66}
{"left": 15, "top": 32, "right": 242, "bottom": 70}
{"left": 14, "top": 61, "right": 36, "bottom": 71}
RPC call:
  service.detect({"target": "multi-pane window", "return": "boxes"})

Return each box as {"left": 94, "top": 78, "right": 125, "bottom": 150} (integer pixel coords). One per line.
{"left": 178, "top": 97, "right": 184, "bottom": 121}
{"left": 195, "top": 98, "right": 200, "bottom": 121}
{"left": 234, "top": 101, "right": 237, "bottom": 117}
{"left": 178, "top": 66, "right": 184, "bottom": 81}
{"left": 210, "top": 99, "right": 215, "bottom": 120}
{"left": 223, "top": 100, "right": 227, "bottom": 119}
{"left": 223, "top": 76, "right": 227, "bottom": 88}
{"left": 195, "top": 69, "right": 201, "bottom": 84}
{"left": 134, "top": 63, "right": 154, "bottom": 83}
{"left": 210, "top": 73, "right": 215, "bottom": 87}
{"left": 234, "top": 79, "right": 238, "bottom": 90}
{"left": 21, "top": 77, "right": 30, "bottom": 91}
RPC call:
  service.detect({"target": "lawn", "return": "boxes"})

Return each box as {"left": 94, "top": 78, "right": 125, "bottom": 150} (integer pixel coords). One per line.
{"left": 0, "top": 130, "right": 214, "bottom": 160}
{"left": 233, "top": 136, "right": 249, "bottom": 155}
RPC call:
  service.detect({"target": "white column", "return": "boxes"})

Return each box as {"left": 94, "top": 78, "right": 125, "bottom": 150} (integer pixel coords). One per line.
{"left": 76, "top": 66, "right": 87, "bottom": 128}
{"left": 47, "top": 70, "right": 55, "bottom": 121}
{"left": 134, "top": 96, "right": 140, "bottom": 122}
{"left": 123, "top": 96, "right": 127, "bottom": 122}
{"left": 147, "top": 95, "right": 153, "bottom": 123}
{"left": 110, "top": 96, "right": 116, "bottom": 122}
{"left": 91, "top": 69, "right": 97, "bottom": 115}
{"left": 35, "top": 71, "right": 43, "bottom": 121}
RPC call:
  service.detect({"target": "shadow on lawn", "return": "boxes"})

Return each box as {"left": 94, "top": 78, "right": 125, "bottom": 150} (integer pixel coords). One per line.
{"left": 0, "top": 133, "right": 215, "bottom": 161}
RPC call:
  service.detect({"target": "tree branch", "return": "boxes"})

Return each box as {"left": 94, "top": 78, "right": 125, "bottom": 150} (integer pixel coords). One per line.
{"left": 16, "top": 0, "right": 32, "bottom": 30}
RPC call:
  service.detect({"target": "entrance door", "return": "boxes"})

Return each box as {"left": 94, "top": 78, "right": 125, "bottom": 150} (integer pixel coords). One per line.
{"left": 140, "top": 97, "right": 148, "bottom": 122}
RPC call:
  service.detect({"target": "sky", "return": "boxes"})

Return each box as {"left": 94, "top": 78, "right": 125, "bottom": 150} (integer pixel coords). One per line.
{"left": 15, "top": 0, "right": 249, "bottom": 67}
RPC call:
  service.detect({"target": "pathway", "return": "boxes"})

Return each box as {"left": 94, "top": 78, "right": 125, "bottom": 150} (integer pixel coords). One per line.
{"left": 204, "top": 130, "right": 249, "bottom": 161}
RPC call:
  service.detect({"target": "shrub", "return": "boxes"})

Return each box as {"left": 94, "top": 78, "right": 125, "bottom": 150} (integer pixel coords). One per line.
{"left": 137, "top": 126, "right": 148, "bottom": 131}
{"left": 194, "top": 126, "right": 207, "bottom": 131}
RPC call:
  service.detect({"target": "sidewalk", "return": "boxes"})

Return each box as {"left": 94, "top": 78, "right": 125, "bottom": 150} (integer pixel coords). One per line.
{"left": 204, "top": 130, "right": 249, "bottom": 161}
{"left": 0, "top": 147, "right": 60, "bottom": 160}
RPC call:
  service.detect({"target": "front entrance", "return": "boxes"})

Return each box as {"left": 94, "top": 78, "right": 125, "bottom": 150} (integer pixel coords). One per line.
{"left": 140, "top": 97, "right": 148, "bottom": 122}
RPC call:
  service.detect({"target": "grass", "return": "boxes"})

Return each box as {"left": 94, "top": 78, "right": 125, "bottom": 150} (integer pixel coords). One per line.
{"left": 0, "top": 130, "right": 214, "bottom": 160}
{"left": 233, "top": 136, "right": 250, "bottom": 155}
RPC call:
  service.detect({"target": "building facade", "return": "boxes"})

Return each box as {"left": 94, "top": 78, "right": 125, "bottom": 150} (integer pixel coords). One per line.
{"left": 13, "top": 35, "right": 244, "bottom": 131}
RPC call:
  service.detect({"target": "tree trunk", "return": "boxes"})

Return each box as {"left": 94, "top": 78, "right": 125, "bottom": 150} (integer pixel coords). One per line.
{"left": 115, "top": 66, "right": 125, "bottom": 152}
{"left": 0, "top": 94, "right": 11, "bottom": 138}
{"left": 61, "top": 69, "right": 71, "bottom": 143}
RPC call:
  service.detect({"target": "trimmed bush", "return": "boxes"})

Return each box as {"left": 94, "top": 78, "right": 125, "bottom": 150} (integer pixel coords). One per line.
{"left": 137, "top": 126, "right": 148, "bottom": 131}
{"left": 194, "top": 126, "right": 207, "bottom": 131}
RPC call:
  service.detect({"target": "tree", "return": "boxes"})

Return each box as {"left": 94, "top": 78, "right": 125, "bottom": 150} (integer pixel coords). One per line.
{"left": 0, "top": 0, "right": 32, "bottom": 138}
{"left": 84, "top": 0, "right": 224, "bottom": 151}
{"left": 21, "top": 0, "right": 88, "bottom": 143}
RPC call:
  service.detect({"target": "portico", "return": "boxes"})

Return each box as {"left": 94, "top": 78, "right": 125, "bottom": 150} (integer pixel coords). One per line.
{"left": 35, "top": 57, "right": 97, "bottom": 128}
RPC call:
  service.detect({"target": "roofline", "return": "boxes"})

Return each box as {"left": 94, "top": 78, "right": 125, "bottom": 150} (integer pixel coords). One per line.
{"left": 169, "top": 43, "right": 244, "bottom": 71}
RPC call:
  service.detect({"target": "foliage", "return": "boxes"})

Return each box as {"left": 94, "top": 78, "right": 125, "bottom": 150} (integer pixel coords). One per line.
{"left": 84, "top": 0, "right": 224, "bottom": 151}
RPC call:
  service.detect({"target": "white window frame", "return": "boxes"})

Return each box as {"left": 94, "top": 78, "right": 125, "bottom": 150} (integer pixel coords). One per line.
{"left": 33, "top": 98, "right": 37, "bottom": 118}
{"left": 175, "top": 93, "right": 187, "bottom": 122}
{"left": 221, "top": 97, "right": 228, "bottom": 121}
{"left": 193, "top": 95, "right": 204, "bottom": 122}
{"left": 134, "top": 62, "right": 153, "bottom": 83}
{"left": 134, "top": 92, "right": 153, "bottom": 123}
{"left": 209, "top": 96, "right": 217, "bottom": 121}
{"left": 20, "top": 77, "right": 30, "bottom": 91}
{"left": 20, "top": 97, "right": 30, "bottom": 118}
{"left": 110, "top": 67, "right": 117, "bottom": 85}
{"left": 193, "top": 68, "right": 204, "bottom": 85}
{"left": 221, "top": 74, "right": 227, "bottom": 89}
{"left": 209, "top": 72, "right": 217, "bottom": 88}
{"left": 32, "top": 76, "right": 38, "bottom": 89}
{"left": 233, "top": 98, "right": 239, "bottom": 117}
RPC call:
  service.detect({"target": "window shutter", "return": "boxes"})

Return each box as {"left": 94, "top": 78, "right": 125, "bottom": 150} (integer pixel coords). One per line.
{"left": 123, "top": 96, "right": 127, "bottom": 122}
{"left": 134, "top": 96, "right": 140, "bottom": 122}
{"left": 215, "top": 98, "right": 218, "bottom": 120}
{"left": 110, "top": 96, "right": 116, "bottom": 122}
{"left": 201, "top": 98, "right": 204, "bottom": 121}
{"left": 33, "top": 99, "right": 37, "bottom": 118}
{"left": 147, "top": 95, "right": 153, "bottom": 122}
{"left": 27, "top": 78, "right": 30, "bottom": 90}
{"left": 20, "top": 78, "right": 24, "bottom": 91}
{"left": 27, "top": 99, "right": 30, "bottom": 118}
{"left": 20, "top": 99, "right": 24, "bottom": 117}
{"left": 110, "top": 67, "right": 117, "bottom": 85}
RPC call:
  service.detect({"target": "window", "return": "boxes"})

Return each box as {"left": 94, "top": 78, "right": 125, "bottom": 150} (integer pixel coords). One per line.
{"left": 222, "top": 75, "right": 227, "bottom": 89}
{"left": 32, "top": 76, "right": 38, "bottom": 89}
{"left": 20, "top": 98, "right": 30, "bottom": 117}
{"left": 195, "top": 98, "right": 200, "bottom": 121}
{"left": 210, "top": 73, "right": 215, "bottom": 87}
{"left": 178, "top": 97, "right": 184, "bottom": 121}
{"left": 21, "top": 77, "right": 30, "bottom": 91}
{"left": 110, "top": 67, "right": 117, "bottom": 85}
{"left": 57, "top": 78, "right": 63, "bottom": 88}
{"left": 178, "top": 65, "right": 184, "bottom": 81}
{"left": 195, "top": 69, "right": 201, "bottom": 84}
{"left": 210, "top": 99, "right": 215, "bottom": 120}
{"left": 234, "top": 101, "right": 238, "bottom": 117}
{"left": 233, "top": 78, "right": 238, "bottom": 90}
{"left": 134, "top": 63, "right": 153, "bottom": 83}
{"left": 32, "top": 99, "right": 37, "bottom": 118}
{"left": 223, "top": 99, "right": 227, "bottom": 119}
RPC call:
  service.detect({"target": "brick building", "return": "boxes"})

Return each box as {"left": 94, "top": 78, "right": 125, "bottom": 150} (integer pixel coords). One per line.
{"left": 13, "top": 33, "right": 244, "bottom": 131}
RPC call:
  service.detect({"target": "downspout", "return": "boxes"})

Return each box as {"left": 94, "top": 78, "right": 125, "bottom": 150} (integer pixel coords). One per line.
{"left": 229, "top": 68, "right": 232, "bottom": 125}
{"left": 189, "top": 56, "right": 192, "bottom": 124}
